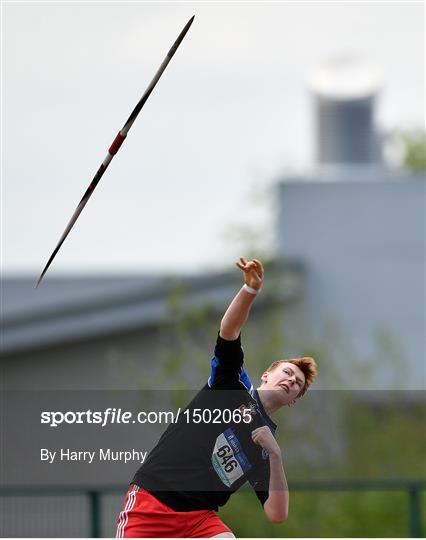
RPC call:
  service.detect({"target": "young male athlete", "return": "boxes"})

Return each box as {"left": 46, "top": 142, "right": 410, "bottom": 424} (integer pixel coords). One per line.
{"left": 116, "top": 257, "right": 317, "bottom": 538}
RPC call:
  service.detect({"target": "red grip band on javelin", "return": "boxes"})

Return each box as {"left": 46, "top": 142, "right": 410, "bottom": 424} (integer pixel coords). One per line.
{"left": 109, "top": 132, "right": 126, "bottom": 155}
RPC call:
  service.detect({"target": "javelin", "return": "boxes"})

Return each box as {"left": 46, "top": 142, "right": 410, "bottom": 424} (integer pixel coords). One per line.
{"left": 36, "top": 16, "right": 195, "bottom": 287}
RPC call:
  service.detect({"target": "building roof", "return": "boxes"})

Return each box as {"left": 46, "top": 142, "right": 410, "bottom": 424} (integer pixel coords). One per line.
{"left": 1, "top": 261, "right": 303, "bottom": 355}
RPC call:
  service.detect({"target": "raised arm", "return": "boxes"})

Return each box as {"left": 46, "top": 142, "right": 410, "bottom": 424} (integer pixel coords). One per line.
{"left": 219, "top": 257, "right": 264, "bottom": 341}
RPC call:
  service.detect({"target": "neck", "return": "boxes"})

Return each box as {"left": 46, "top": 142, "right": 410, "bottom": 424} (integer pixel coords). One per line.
{"left": 256, "top": 388, "right": 283, "bottom": 416}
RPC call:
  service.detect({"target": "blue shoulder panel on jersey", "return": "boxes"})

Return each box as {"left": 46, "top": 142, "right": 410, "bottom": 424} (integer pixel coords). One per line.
{"left": 207, "top": 357, "right": 220, "bottom": 387}
{"left": 239, "top": 365, "right": 253, "bottom": 392}
{"left": 208, "top": 357, "right": 253, "bottom": 392}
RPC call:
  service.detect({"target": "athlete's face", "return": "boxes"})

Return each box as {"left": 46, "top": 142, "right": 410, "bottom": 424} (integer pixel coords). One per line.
{"left": 260, "top": 362, "right": 306, "bottom": 405}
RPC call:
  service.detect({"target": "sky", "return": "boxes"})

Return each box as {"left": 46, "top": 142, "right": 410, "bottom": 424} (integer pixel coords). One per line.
{"left": 2, "top": 1, "right": 424, "bottom": 277}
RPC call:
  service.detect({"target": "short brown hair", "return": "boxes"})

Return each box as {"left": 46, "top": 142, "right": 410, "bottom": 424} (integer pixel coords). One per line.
{"left": 265, "top": 357, "right": 317, "bottom": 397}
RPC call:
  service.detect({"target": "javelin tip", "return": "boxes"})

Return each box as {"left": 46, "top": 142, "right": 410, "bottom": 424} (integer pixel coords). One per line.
{"left": 183, "top": 15, "right": 195, "bottom": 33}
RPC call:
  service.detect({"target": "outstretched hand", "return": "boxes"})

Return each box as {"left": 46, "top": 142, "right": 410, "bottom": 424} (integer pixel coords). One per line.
{"left": 236, "top": 257, "right": 264, "bottom": 291}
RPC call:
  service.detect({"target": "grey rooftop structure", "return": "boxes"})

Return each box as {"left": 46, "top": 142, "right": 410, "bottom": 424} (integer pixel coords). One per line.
{"left": 1, "top": 262, "right": 303, "bottom": 356}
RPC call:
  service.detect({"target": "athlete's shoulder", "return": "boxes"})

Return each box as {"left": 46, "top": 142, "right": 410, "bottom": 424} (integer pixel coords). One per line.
{"left": 207, "top": 357, "right": 253, "bottom": 392}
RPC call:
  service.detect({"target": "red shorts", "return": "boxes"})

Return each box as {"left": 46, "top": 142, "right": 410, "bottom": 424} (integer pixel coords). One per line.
{"left": 116, "top": 485, "right": 232, "bottom": 538}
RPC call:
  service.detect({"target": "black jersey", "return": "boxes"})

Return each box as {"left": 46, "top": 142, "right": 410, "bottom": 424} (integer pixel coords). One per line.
{"left": 132, "top": 334, "right": 277, "bottom": 512}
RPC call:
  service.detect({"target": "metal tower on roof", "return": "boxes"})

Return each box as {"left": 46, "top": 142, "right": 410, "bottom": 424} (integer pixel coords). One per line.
{"left": 308, "top": 56, "right": 383, "bottom": 168}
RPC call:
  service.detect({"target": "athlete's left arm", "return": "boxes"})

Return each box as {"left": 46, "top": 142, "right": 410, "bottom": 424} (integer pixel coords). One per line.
{"left": 252, "top": 426, "right": 289, "bottom": 524}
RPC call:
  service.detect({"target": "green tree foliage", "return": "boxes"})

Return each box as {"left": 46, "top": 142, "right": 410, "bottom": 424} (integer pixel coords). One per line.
{"left": 399, "top": 129, "right": 426, "bottom": 172}
{"left": 219, "top": 489, "right": 414, "bottom": 537}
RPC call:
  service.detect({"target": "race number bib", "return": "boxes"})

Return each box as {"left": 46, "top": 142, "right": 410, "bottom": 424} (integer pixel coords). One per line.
{"left": 212, "top": 428, "right": 252, "bottom": 487}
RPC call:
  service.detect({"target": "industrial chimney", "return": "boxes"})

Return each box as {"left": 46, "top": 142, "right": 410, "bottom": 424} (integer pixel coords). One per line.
{"left": 309, "top": 56, "right": 382, "bottom": 169}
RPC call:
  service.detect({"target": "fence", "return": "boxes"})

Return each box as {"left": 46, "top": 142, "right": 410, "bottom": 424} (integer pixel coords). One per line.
{"left": 1, "top": 480, "right": 425, "bottom": 537}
